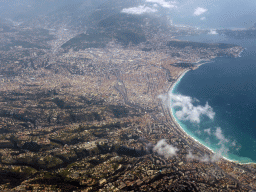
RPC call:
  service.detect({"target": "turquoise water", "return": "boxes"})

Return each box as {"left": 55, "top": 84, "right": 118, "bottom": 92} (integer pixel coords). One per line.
{"left": 171, "top": 34, "right": 256, "bottom": 163}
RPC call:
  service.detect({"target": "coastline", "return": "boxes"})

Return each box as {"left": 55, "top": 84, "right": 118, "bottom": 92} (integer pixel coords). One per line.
{"left": 167, "top": 68, "right": 256, "bottom": 165}
{"left": 167, "top": 69, "right": 218, "bottom": 157}
{"left": 191, "top": 59, "right": 212, "bottom": 69}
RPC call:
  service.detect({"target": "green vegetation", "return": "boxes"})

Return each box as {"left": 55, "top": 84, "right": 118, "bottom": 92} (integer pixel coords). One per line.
{"left": 98, "top": 13, "right": 144, "bottom": 32}
{"left": 173, "top": 63, "right": 194, "bottom": 68}
{"left": 55, "top": 151, "right": 78, "bottom": 162}
{"left": 31, "top": 171, "right": 80, "bottom": 190}
{"left": 61, "top": 33, "right": 110, "bottom": 51}
{"left": 59, "top": 169, "right": 71, "bottom": 178}
{"left": 9, "top": 166, "right": 37, "bottom": 177}
{"left": 62, "top": 12, "right": 147, "bottom": 51}
{"left": 66, "top": 162, "right": 78, "bottom": 169}
{"left": 36, "top": 156, "right": 64, "bottom": 169}
{"left": 115, "top": 30, "right": 146, "bottom": 46}
{"left": 108, "top": 105, "right": 130, "bottom": 118}
{"left": 112, "top": 163, "right": 119, "bottom": 171}
{"left": 22, "top": 166, "right": 37, "bottom": 176}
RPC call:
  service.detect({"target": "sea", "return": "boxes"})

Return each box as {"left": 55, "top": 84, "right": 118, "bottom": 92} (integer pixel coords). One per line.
{"left": 171, "top": 33, "right": 256, "bottom": 163}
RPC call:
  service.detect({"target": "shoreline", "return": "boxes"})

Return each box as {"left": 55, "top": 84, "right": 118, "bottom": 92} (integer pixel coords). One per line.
{"left": 167, "top": 69, "right": 218, "bottom": 157}
{"left": 168, "top": 68, "right": 256, "bottom": 165}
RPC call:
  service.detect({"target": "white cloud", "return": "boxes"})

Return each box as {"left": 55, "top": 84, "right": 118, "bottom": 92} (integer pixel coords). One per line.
{"left": 214, "top": 127, "right": 229, "bottom": 144}
{"left": 161, "top": 93, "right": 215, "bottom": 124}
{"left": 158, "top": 94, "right": 169, "bottom": 108}
{"left": 208, "top": 29, "right": 218, "bottom": 35}
{"left": 186, "top": 151, "right": 196, "bottom": 161}
{"left": 153, "top": 139, "right": 178, "bottom": 158}
{"left": 205, "top": 137, "right": 211, "bottom": 145}
{"left": 211, "top": 127, "right": 230, "bottom": 161}
{"left": 159, "top": 93, "right": 242, "bottom": 163}
{"left": 146, "top": 0, "right": 177, "bottom": 9}
{"left": 186, "top": 130, "right": 231, "bottom": 163}
{"left": 204, "top": 128, "right": 211, "bottom": 135}
{"left": 211, "top": 144, "right": 229, "bottom": 162}
{"left": 194, "top": 7, "right": 208, "bottom": 16}
{"left": 201, "top": 154, "right": 210, "bottom": 162}
{"left": 200, "top": 17, "right": 206, "bottom": 20}
{"left": 121, "top": 5, "right": 157, "bottom": 15}
{"left": 186, "top": 151, "right": 210, "bottom": 162}
{"left": 231, "top": 140, "right": 236, "bottom": 147}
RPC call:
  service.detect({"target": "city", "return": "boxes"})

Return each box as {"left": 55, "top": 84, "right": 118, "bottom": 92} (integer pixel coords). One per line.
{"left": 0, "top": 4, "right": 255, "bottom": 191}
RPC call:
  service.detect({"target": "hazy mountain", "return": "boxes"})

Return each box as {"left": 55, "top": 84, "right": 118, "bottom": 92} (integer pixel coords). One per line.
{"left": 2, "top": 0, "right": 255, "bottom": 53}
{"left": 2, "top": 0, "right": 256, "bottom": 30}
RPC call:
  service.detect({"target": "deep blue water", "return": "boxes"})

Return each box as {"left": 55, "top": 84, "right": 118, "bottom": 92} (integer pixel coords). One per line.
{"left": 172, "top": 34, "right": 256, "bottom": 163}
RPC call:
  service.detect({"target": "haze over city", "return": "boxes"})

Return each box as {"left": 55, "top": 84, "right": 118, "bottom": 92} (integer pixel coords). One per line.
{"left": 0, "top": 0, "right": 255, "bottom": 191}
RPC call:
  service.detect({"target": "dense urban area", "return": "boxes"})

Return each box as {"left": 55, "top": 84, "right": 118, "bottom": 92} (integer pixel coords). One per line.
{"left": 0, "top": 2, "right": 255, "bottom": 191}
